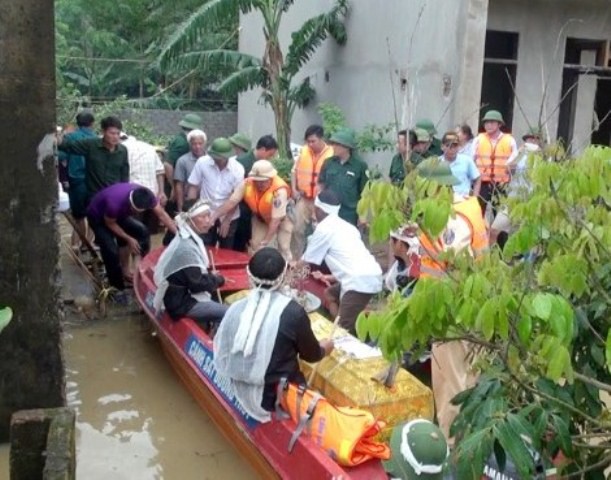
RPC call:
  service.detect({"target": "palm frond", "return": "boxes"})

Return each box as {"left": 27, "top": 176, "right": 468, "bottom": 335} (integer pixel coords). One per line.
{"left": 175, "top": 49, "right": 262, "bottom": 71}
{"left": 218, "top": 66, "right": 268, "bottom": 98}
{"left": 159, "top": 0, "right": 261, "bottom": 69}
{"left": 287, "top": 76, "right": 315, "bottom": 109}
{"left": 284, "top": 0, "right": 348, "bottom": 77}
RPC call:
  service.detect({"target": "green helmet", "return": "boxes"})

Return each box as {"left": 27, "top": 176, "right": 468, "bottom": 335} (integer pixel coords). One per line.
{"left": 417, "top": 157, "right": 460, "bottom": 186}
{"left": 522, "top": 127, "right": 542, "bottom": 141}
{"left": 207, "top": 138, "right": 234, "bottom": 159}
{"left": 328, "top": 128, "right": 357, "bottom": 149}
{"left": 383, "top": 419, "right": 449, "bottom": 480}
{"left": 415, "top": 119, "right": 437, "bottom": 136}
{"left": 413, "top": 128, "right": 431, "bottom": 143}
{"left": 229, "top": 132, "right": 252, "bottom": 151}
{"left": 179, "top": 113, "right": 204, "bottom": 130}
{"left": 481, "top": 110, "right": 505, "bottom": 125}
{"left": 0, "top": 307, "right": 13, "bottom": 334}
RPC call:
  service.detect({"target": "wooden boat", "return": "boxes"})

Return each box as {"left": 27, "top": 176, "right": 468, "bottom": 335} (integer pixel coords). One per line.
{"left": 134, "top": 246, "right": 388, "bottom": 479}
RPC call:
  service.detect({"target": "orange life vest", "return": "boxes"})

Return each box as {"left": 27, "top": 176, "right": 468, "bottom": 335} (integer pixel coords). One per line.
{"left": 295, "top": 145, "right": 334, "bottom": 199}
{"left": 243, "top": 176, "right": 291, "bottom": 223}
{"left": 475, "top": 133, "right": 514, "bottom": 183}
{"left": 279, "top": 381, "right": 390, "bottom": 467}
{"left": 419, "top": 196, "right": 489, "bottom": 278}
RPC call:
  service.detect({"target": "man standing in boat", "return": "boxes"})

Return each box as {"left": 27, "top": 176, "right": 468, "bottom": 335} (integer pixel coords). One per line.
{"left": 293, "top": 189, "right": 383, "bottom": 335}
{"left": 214, "top": 247, "right": 334, "bottom": 422}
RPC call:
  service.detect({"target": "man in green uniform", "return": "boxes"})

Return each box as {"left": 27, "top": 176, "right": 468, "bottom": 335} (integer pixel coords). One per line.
{"left": 164, "top": 113, "right": 204, "bottom": 203}
{"left": 388, "top": 129, "right": 409, "bottom": 185}
{"left": 233, "top": 135, "right": 279, "bottom": 251}
{"left": 228, "top": 132, "right": 252, "bottom": 158}
{"left": 58, "top": 115, "right": 130, "bottom": 201}
{"left": 416, "top": 118, "right": 443, "bottom": 156}
{"left": 410, "top": 128, "right": 433, "bottom": 167}
{"left": 318, "top": 128, "right": 369, "bottom": 226}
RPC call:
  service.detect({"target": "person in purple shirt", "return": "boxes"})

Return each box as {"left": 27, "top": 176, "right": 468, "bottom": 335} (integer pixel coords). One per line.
{"left": 87, "top": 183, "right": 176, "bottom": 297}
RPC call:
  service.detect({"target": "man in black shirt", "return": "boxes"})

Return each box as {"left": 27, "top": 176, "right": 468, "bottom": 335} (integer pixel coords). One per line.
{"left": 154, "top": 200, "right": 227, "bottom": 325}
{"left": 214, "top": 247, "right": 333, "bottom": 422}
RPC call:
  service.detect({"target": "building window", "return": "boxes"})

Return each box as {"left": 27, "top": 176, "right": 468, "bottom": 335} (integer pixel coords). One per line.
{"left": 480, "top": 31, "right": 519, "bottom": 129}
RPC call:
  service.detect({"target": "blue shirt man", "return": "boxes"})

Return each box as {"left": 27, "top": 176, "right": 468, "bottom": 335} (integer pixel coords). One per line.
{"left": 439, "top": 132, "right": 481, "bottom": 198}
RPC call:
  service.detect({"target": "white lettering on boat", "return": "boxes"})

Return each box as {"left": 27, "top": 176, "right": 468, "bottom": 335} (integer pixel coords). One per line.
{"left": 185, "top": 335, "right": 258, "bottom": 428}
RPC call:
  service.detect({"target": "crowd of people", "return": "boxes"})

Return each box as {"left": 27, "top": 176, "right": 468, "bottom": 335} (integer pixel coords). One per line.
{"left": 56, "top": 107, "right": 542, "bottom": 477}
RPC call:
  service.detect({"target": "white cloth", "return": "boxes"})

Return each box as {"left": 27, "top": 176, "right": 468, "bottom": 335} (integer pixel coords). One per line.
{"left": 187, "top": 155, "right": 244, "bottom": 221}
{"left": 153, "top": 221, "right": 210, "bottom": 312}
{"left": 123, "top": 136, "right": 164, "bottom": 193}
{"left": 214, "top": 290, "right": 291, "bottom": 422}
{"left": 302, "top": 214, "right": 382, "bottom": 296}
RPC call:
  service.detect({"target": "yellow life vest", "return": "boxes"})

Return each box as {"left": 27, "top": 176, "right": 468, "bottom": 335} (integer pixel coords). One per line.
{"left": 243, "top": 176, "right": 290, "bottom": 223}
{"left": 279, "top": 381, "right": 390, "bottom": 467}
{"left": 419, "top": 196, "right": 489, "bottom": 278}
{"left": 295, "top": 145, "right": 334, "bottom": 199}
{"left": 475, "top": 133, "right": 514, "bottom": 183}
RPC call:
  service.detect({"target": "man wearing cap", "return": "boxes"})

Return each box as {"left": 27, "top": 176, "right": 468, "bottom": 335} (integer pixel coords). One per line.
{"left": 383, "top": 419, "right": 449, "bottom": 480}
{"left": 233, "top": 135, "right": 279, "bottom": 252}
{"left": 86, "top": 183, "right": 176, "bottom": 301}
{"left": 186, "top": 138, "right": 245, "bottom": 249}
{"left": 410, "top": 128, "right": 433, "bottom": 167}
{"left": 318, "top": 128, "right": 369, "bottom": 226}
{"left": 228, "top": 132, "right": 252, "bottom": 158}
{"left": 415, "top": 118, "right": 443, "bottom": 157}
{"left": 212, "top": 159, "right": 293, "bottom": 260}
{"left": 290, "top": 124, "right": 334, "bottom": 256}
{"left": 164, "top": 113, "right": 204, "bottom": 200}
{"left": 489, "top": 127, "right": 542, "bottom": 249}
{"left": 439, "top": 131, "right": 481, "bottom": 199}
{"left": 473, "top": 110, "right": 518, "bottom": 216}
{"left": 415, "top": 158, "right": 488, "bottom": 443}
{"left": 174, "top": 129, "right": 207, "bottom": 214}
{"left": 294, "top": 189, "right": 383, "bottom": 335}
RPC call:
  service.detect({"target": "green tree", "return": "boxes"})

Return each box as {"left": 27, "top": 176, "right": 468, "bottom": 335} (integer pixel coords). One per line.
{"left": 357, "top": 148, "right": 611, "bottom": 478}
{"left": 159, "top": 0, "right": 349, "bottom": 157}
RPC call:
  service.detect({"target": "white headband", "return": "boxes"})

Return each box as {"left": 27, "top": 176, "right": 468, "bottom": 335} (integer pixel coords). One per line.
{"left": 187, "top": 201, "right": 212, "bottom": 218}
{"left": 399, "top": 419, "right": 448, "bottom": 475}
{"left": 314, "top": 196, "right": 341, "bottom": 216}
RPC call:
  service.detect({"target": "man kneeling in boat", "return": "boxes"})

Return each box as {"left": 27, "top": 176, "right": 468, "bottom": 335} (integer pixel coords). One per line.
{"left": 153, "top": 200, "right": 228, "bottom": 326}
{"left": 213, "top": 247, "right": 334, "bottom": 422}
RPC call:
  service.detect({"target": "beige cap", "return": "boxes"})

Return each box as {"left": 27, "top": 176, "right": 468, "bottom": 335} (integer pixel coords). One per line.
{"left": 249, "top": 160, "right": 277, "bottom": 180}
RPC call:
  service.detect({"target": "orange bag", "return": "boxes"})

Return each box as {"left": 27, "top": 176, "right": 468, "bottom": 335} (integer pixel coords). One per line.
{"left": 278, "top": 381, "right": 391, "bottom": 466}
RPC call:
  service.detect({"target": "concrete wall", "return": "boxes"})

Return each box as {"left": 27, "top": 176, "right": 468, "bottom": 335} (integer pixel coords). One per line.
{"left": 238, "top": 0, "right": 488, "bottom": 172}
{"left": 121, "top": 109, "right": 237, "bottom": 139}
{"left": 487, "top": 0, "right": 611, "bottom": 142}
{"left": 0, "top": 0, "right": 65, "bottom": 441}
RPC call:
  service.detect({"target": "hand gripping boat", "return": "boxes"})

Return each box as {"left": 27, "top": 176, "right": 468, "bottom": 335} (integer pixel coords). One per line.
{"left": 134, "top": 247, "right": 388, "bottom": 479}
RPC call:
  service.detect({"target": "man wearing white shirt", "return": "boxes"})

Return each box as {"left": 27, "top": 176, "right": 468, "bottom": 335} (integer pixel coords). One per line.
{"left": 186, "top": 137, "right": 244, "bottom": 248}
{"left": 295, "top": 189, "right": 383, "bottom": 335}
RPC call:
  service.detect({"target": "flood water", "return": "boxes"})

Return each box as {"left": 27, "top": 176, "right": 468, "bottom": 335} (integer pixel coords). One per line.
{"left": 0, "top": 228, "right": 256, "bottom": 480}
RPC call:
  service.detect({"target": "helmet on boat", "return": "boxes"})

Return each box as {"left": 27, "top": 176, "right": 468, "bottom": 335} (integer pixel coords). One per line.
{"left": 383, "top": 419, "right": 449, "bottom": 479}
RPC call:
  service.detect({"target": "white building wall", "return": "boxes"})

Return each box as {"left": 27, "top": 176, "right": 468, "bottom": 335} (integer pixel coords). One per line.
{"left": 487, "top": 0, "right": 611, "bottom": 142}
{"left": 238, "top": 0, "right": 486, "bottom": 172}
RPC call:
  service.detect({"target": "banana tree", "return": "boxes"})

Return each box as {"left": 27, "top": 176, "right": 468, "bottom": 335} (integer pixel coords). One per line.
{"left": 159, "top": 0, "right": 348, "bottom": 157}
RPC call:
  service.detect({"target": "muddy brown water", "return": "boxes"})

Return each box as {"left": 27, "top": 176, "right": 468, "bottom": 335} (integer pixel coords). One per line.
{"left": 0, "top": 225, "right": 256, "bottom": 480}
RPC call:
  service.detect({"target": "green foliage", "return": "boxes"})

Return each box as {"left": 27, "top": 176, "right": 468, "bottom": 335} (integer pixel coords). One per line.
{"left": 357, "top": 146, "right": 611, "bottom": 476}
{"left": 159, "top": 0, "right": 349, "bottom": 157}
{"left": 318, "top": 103, "right": 395, "bottom": 154}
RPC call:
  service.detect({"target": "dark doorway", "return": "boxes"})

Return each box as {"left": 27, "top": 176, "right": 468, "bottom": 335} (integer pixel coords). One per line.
{"left": 592, "top": 78, "right": 611, "bottom": 146}
{"left": 480, "top": 31, "right": 519, "bottom": 130}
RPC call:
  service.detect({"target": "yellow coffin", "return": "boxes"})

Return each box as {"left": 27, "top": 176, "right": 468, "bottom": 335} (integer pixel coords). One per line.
{"left": 225, "top": 292, "right": 434, "bottom": 438}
